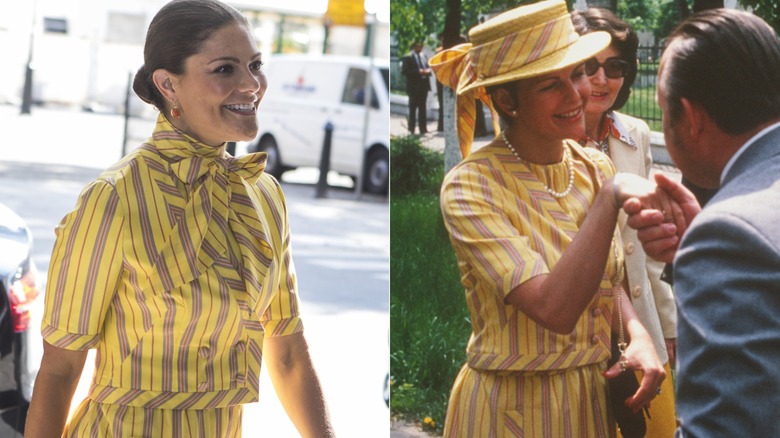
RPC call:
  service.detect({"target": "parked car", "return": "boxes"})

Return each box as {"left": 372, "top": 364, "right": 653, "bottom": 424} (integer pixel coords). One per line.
{"left": 0, "top": 202, "right": 43, "bottom": 408}
{"left": 237, "top": 54, "right": 390, "bottom": 194}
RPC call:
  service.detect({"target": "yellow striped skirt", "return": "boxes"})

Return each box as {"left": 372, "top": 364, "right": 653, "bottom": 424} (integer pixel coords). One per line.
{"left": 64, "top": 399, "right": 243, "bottom": 437}
{"left": 444, "top": 362, "right": 615, "bottom": 438}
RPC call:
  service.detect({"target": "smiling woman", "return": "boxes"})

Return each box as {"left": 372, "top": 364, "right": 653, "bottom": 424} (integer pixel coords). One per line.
{"left": 428, "top": 1, "right": 673, "bottom": 435}
{"left": 23, "top": 1, "right": 334, "bottom": 437}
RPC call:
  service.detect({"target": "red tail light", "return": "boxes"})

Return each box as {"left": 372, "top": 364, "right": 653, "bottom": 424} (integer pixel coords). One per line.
{"left": 9, "top": 268, "right": 39, "bottom": 333}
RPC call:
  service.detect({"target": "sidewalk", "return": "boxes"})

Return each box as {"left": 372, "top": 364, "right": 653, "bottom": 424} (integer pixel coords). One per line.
{"left": 390, "top": 112, "right": 495, "bottom": 153}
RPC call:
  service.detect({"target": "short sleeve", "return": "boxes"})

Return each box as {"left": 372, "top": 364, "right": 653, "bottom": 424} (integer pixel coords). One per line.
{"left": 42, "top": 179, "right": 124, "bottom": 350}
{"left": 440, "top": 164, "right": 549, "bottom": 298}
{"left": 258, "top": 176, "right": 303, "bottom": 337}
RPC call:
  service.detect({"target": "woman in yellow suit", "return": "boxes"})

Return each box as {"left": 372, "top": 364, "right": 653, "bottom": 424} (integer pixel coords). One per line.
{"left": 573, "top": 8, "right": 678, "bottom": 436}
{"left": 430, "top": 1, "right": 677, "bottom": 436}
{"left": 25, "top": 1, "right": 333, "bottom": 437}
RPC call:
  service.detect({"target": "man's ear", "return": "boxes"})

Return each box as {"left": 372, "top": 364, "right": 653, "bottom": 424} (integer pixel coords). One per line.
{"left": 680, "top": 97, "right": 707, "bottom": 142}
{"left": 151, "top": 69, "right": 178, "bottom": 104}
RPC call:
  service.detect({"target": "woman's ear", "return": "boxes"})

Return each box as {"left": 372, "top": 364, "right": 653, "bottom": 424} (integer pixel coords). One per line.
{"left": 492, "top": 87, "right": 519, "bottom": 117}
{"left": 152, "top": 69, "right": 178, "bottom": 104}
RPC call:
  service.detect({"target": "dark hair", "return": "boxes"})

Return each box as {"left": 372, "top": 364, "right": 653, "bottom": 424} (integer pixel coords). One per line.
{"left": 662, "top": 9, "right": 780, "bottom": 135}
{"left": 132, "top": 0, "right": 249, "bottom": 111}
{"left": 571, "top": 8, "right": 638, "bottom": 111}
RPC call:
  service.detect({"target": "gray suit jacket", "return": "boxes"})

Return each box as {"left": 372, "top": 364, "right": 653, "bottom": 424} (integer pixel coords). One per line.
{"left": 674, "top": 124, "right": 780, "bottom": 437}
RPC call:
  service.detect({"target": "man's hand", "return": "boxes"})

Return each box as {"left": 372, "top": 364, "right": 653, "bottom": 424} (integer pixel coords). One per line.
{"left": 622, "top": 172, "right": 702, "bottom": 263}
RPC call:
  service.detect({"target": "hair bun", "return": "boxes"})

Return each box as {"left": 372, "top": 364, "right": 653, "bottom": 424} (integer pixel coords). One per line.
{"left": 132, "top": 64, "right": 154, "bottom": 105}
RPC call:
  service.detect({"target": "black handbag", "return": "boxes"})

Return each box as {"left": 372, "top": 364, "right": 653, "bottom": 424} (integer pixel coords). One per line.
{"left": 607, "top": 336, "right": 647, "bottom": 438}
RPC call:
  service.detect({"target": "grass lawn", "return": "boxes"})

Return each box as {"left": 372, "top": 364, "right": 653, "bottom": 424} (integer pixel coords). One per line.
{"left": 389, "top": 136, "right": 470, "bottom": 434}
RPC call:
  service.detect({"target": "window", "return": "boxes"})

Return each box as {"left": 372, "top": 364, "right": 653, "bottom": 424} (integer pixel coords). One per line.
{"left": 43, "top": 17, "right": 68, "bottom": 34}
{"left": 342, "top": 67, "right": 378, "bottom": 108}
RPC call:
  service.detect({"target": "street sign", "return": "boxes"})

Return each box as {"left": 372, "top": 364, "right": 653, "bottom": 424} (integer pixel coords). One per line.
{"left": 325, "top": 0, "right": 365, "bottom": 27}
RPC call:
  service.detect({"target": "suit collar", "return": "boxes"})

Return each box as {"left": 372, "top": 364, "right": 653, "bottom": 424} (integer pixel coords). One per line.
{"left": 722, "top": 122, "right": 780, "bottom": 186}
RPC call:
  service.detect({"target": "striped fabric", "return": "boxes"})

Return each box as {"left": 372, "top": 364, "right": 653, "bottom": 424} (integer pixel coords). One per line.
{"left": 444, "top": 362, "right": 614, "bottom": 438}
{"left": 429, "top": 45, "right": 500, "bottom": 158}
{"left": 440, "top": 140, "right": 623, "bottom": 436}
{"left": 472, "top": 15, "right": 577, "bottom": 82}
{"left": 64, "top": 403, "right": 242, "bottom": 437}
{"left": 42, "top": 115, "right": 302, "bottom": 435}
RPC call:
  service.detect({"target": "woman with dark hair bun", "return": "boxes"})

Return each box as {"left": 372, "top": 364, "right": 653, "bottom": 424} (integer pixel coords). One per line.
{"left": 572, "top": 8, "right": 678, "bottom": 437}
{"left": 25, "top": 1, "right": 334, "bottom": 436}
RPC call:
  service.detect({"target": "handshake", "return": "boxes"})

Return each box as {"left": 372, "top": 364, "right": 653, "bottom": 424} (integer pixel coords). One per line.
{"left": 612, "top": 172, "right": 702, "bottom": 264}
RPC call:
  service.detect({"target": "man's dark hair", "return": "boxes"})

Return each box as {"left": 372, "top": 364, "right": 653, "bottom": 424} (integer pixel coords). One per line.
{"left": 662, "top": 9, "right": 780, "bottom": 135}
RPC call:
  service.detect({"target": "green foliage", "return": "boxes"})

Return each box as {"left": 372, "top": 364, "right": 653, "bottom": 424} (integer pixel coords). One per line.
{"left": 740, "top": 0, "right": 780, "bottom": 36}
{"left": 616, "top": 0, "right": 693, "bottom": 41}
{"left": 391, "top": 0, "right": 570, "bottom": 56}
{"left": 390, "top": 135, "right": 446, "bottom": 197}
{"left": 390, "top": 0, "right": 445, "bottom": 54}
{"left": 389, "top": 138, "right": 470, "bottom": 432}
{"left": 624, "top": 85, "right": 663, "bottom": 131}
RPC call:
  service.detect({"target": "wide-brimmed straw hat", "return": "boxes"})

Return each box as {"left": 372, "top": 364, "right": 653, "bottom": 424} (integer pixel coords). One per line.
{"left": 430, "top": 0, "right": 610, "bottom": 157}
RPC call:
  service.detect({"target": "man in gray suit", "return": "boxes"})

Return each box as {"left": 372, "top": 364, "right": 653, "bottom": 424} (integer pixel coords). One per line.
{"left": 623, "top": 9, "right": 780, "bottom": 437}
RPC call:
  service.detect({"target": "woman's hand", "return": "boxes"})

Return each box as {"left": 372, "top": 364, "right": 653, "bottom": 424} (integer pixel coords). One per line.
{"left": 604, "top": 332, "right": 666, "bottom": 413}
{"left": 611, "top": 173, "right": 687, "bottom": 232}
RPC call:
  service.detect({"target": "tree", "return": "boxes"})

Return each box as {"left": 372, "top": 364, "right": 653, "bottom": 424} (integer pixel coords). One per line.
{"left": 391, "top": 0, "right": 552, "bottom": 55}
{"left": 740, "top": 0, "right": 780, "bottom": 36}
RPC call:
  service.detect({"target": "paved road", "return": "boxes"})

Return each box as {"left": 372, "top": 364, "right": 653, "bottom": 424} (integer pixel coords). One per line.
{"left": 0, "top": 104, "right": 390, "bottom": 437}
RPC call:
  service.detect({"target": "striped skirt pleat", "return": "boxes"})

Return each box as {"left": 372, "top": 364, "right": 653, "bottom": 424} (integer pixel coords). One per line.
{"left": 444, "top": 362, "right": 616, "bottom": 438}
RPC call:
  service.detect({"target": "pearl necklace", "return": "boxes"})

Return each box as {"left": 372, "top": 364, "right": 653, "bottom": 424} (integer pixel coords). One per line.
{"left": 500, "top": 130, "right": 575, "bottom": 198}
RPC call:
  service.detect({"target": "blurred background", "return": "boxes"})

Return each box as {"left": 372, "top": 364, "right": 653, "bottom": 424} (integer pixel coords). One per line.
{"left": 0, "top": 0, "right": 389, "bottom": 115}
{"left": 0, "top": 1, "right": 390, "bottom": 437}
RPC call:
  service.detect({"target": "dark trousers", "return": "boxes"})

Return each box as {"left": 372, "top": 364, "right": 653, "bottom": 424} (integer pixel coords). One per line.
{"left": 408, "top": 92, "right": 428, "bottom": 134}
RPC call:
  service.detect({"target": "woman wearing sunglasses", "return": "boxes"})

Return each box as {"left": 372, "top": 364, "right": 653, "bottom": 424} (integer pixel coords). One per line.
{"left": 573, "top": 8, "right": 679, "bottom": 437}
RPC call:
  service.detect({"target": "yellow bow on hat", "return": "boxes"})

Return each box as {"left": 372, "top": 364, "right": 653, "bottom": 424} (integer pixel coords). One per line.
{"left": 429, "top": 44, "right": 501, "bottom": 158}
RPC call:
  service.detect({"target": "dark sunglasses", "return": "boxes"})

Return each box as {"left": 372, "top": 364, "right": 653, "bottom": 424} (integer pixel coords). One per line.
{"left": 584, "top": 58, "right": 630, "bottom": 79}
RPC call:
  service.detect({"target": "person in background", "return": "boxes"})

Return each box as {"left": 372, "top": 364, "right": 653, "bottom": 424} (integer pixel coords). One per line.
{"left": 402, "top": 41, "right": 432, "bottom": 134}
{"left": 24, "top": 1, "right": 333, "bottom": 436}
{"left": 572, "top": 8, "right": 678, "bottom": 437}
{"left": 429, "top": 1, "right": 674, "bottom": 435}
{"left": 623, "top": 8, "right": 780, "bottom": 437}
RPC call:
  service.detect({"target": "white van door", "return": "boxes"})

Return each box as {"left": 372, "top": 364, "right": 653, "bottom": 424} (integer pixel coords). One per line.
{"left": 263, "top": 60, "right": 347, "bottom": 170}
{"left": 330, "top": 66, "right": 379, "bottom": 177}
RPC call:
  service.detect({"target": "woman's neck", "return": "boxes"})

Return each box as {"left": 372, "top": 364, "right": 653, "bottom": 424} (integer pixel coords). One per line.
{"left": 585, "top": 112, "right": 607, "bottom": 142}
{"left": 502, "top": 126, "right": 564, "bottom": 164}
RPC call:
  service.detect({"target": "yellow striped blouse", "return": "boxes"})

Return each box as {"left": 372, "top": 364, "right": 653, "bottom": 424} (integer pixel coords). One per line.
{"left": 42, "top": 115, "right": 302, "bottom": 410}
{"left": 441, "top": 140, "right": 624, "bottom": 372}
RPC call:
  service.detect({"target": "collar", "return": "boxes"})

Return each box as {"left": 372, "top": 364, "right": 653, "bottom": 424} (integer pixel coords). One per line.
{"left": 148, "top": 114, "right": 267, "bottom": 186}
{"left": 579, "top": 112, "right": 637, "bottom": 151}
{"left": 721, "top": 120, "right": 780, "bottom": 185}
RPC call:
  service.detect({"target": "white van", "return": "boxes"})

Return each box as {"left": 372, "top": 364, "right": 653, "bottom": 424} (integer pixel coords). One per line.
{"left": 237, "top": 54, "right": 390, "bottom": 194}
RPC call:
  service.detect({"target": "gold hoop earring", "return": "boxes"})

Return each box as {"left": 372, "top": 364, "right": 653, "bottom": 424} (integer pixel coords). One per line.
{"left": 170, "top": 106, "right": 181, "bottom": 119}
